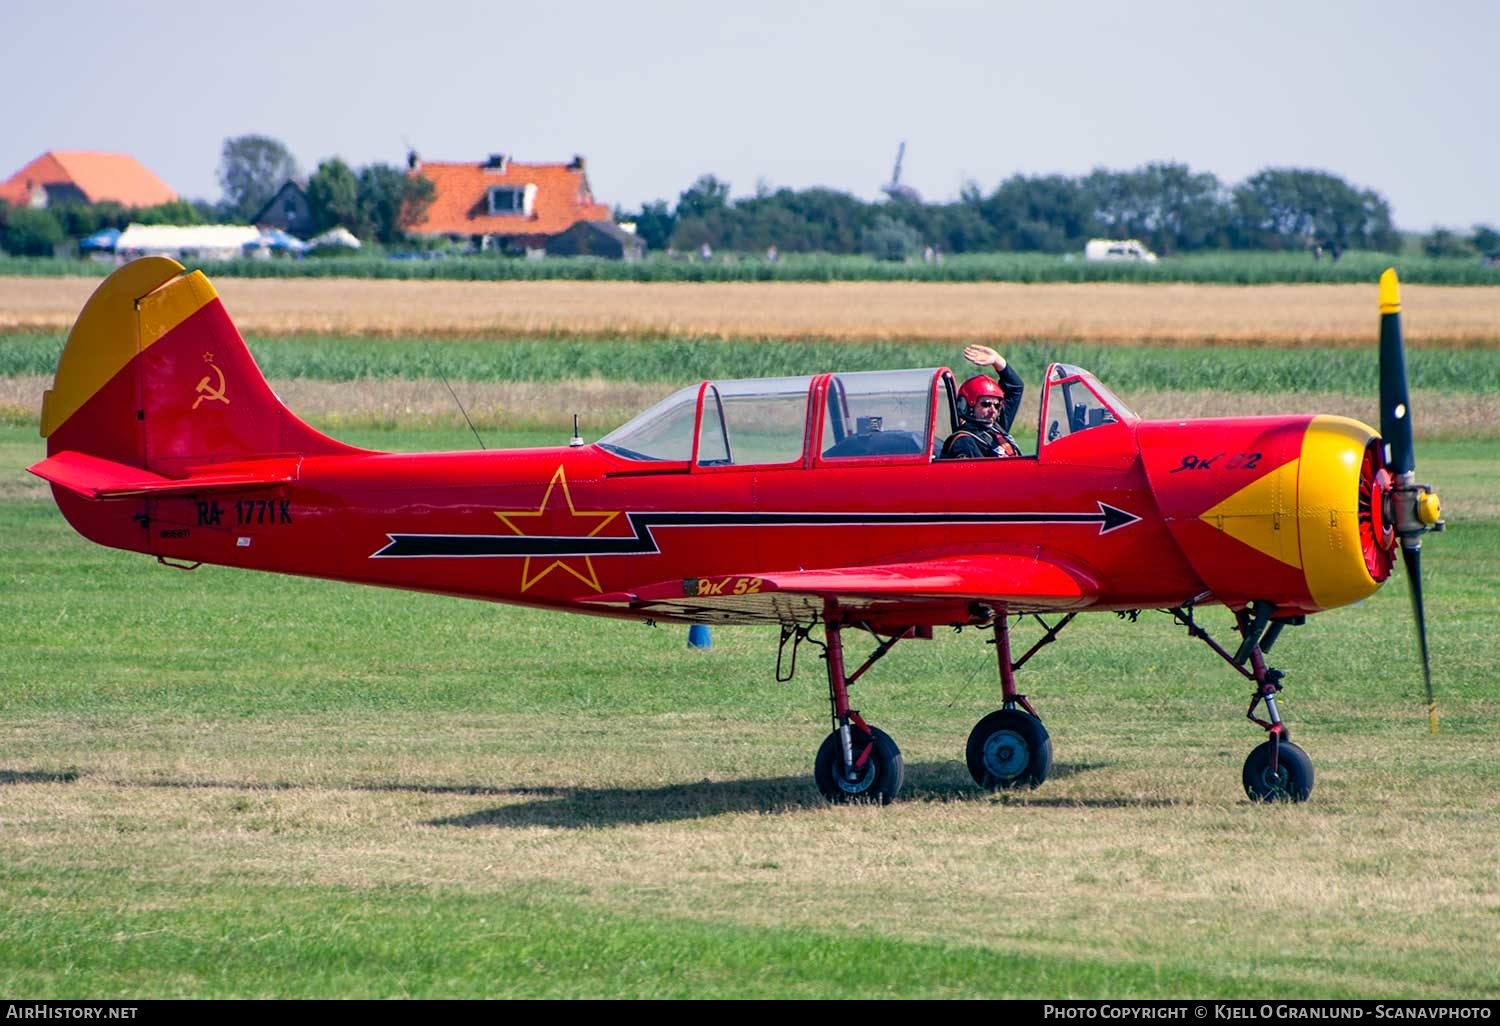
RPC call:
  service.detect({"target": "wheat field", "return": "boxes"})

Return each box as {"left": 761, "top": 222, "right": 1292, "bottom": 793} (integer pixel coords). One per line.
{"left": 4, "top": 276, "right": 1499, "bottom": 345}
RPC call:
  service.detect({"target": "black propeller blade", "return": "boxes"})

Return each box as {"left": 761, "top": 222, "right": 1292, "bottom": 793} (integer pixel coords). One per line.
{"left": 1379, "top": 268, "right": 1439, "bottom": 735}
{"left": 1400, "top": 545, "right": 1437, "bottom": 735}
{"left": 1379, "top": 268, "right": 1416, "bottom": 475}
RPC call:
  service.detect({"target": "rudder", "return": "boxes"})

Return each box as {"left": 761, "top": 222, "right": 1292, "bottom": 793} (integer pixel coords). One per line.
{"left": 42, "top": 256, "right": 360, "bottom": 474}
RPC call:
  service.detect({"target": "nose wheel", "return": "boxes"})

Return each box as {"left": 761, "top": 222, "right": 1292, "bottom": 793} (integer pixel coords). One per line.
{"left": 1243, "top": 738, "right": 1314, "bottom": 802}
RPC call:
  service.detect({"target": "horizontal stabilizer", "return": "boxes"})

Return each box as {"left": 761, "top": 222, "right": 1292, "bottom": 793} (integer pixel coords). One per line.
{"left": 29, "top": 450, "right": 298, "bottom": 500}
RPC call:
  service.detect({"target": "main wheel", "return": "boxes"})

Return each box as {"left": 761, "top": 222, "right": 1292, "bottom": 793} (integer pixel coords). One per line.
{"left": 814, "top": 726, "right": 904, "bottom": 803}
{"left": 966, "top": 709, "right": 1052, "bottom": 790}
{"left": 1242, "top": 739, "right": 1314, "bottom": 802}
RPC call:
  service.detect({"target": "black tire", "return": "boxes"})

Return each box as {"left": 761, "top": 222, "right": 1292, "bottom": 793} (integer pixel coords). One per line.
{"left": 965, "top": 709, "right": 1052, "bottom": 790}
{"left": 1242, "top": 739, "right": 1314, "bottom": 803}
{"left": 814, "top": 726, "right": 904, "bottom": 804}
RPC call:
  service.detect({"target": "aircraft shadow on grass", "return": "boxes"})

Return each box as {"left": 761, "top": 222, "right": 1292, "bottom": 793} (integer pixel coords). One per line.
{"left": 0, "top": 762, "right": 1177, "bottom": 825}
{"left": 1, "top": 769, "right": 81, "bottom": 785}
{"left": 423, "top": 760, "right": 1175, "bottom": 830}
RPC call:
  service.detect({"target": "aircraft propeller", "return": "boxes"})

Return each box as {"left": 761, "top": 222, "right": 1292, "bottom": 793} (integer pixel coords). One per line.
{"left": 1377, "top": 269, "right": 1444, "bottom": 734}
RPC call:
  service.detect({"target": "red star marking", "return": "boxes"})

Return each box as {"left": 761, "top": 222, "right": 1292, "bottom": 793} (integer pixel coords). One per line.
{"left": 494, "top": 466, "right": 621, "bottom": 593}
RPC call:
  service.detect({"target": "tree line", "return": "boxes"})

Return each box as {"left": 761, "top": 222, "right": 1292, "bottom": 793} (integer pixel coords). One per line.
{"left": 3, "top": 135, "right": 1497, "bottom": 262}
{"left": 622, "top": 164, "right": 1499, "bottom": 261}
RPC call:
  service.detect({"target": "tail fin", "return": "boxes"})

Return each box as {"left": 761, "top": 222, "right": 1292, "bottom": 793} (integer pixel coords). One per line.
{"left": 41, "top": 256, "right": 361, "bottom": 474}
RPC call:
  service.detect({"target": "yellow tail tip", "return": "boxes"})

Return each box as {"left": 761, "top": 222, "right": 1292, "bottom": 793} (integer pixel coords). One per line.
{"left": 1379, "top": 268, "right": 1402, "bottom": 314}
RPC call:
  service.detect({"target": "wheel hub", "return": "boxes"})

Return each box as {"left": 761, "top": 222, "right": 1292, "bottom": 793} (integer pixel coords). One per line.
{"left": 1252, "top": 765, "right": 1289, "bottom": 794}
{"left": 982, "top": 729, "right": 1029, "bottom": 778}
{"left": 837, "top": 756, "right": 876, "bottom": 794}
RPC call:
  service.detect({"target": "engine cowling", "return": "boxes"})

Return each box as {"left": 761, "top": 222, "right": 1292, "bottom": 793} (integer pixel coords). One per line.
{"left": 1139, "top": 415, "right": 1395, "bottom": 613}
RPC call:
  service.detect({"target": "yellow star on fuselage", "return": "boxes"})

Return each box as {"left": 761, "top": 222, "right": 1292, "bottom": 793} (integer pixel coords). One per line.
{"left": 495, "top": 466, "right": 621, "bottom": 592}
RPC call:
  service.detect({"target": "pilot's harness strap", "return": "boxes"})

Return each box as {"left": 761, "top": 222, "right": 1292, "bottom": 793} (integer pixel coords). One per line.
{"left": 941, "top": 428, "right": 1020, "bottom": 459}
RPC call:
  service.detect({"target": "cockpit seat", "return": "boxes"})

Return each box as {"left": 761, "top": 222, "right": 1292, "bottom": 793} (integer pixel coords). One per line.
{"left": 822, "top": 430, "right": 925, "bottom": 459}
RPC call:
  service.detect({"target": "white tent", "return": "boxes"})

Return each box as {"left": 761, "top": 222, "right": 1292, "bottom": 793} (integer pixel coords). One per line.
{"left": 115, "top": 224, "right": 261, "bottom": 261}
{"left": 308, "top": 226, "right": 362, "bottom": 249}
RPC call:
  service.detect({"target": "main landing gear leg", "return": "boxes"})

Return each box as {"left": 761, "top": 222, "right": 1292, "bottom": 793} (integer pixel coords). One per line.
{"left": 965, "top": 608, "right": 1060, "bottom": 791}
{"left": 811, "top": 611, "right": 905, "bottom": 803}
{"left": 1172, "top": 605, "right": 1314, "bottom": 802}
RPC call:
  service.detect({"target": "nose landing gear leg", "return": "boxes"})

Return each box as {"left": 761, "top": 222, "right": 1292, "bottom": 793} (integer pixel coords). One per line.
{"left": 1173, "top": 605, "right": 1315, "bottom": 802}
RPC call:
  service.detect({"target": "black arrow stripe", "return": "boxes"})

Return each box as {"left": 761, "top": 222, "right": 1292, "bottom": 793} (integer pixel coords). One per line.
{"left": 371, "top": 503, "right": 1140, "bottom": 558}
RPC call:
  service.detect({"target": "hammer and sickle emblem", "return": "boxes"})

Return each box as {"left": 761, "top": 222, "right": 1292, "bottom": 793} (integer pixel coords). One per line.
{"left": 193, "top": 362, "right": 230, "bottom": 409}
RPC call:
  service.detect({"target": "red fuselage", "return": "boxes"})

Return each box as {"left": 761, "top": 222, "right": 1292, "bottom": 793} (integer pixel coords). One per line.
{"left": 53, "top": 409, "right": 1385, "bottom": 628}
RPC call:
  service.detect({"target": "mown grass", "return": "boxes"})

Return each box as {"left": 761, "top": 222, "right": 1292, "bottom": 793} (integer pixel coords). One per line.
{"left": 2, "top": 425, "right": 1496, "bottom": 998}
{"left": 7, "top": 250, "right": 1500, "bottom": 285}
{"left": 3, "top": 877, "right": 1275, "bottom": 999}
{"left": 5, "top": 330, "right": 1499, "bottom": 393}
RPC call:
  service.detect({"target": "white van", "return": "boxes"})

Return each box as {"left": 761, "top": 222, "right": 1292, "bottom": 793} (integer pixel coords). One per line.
{"left": 1084, "top": 239, "right": 1158, "bottom": 263}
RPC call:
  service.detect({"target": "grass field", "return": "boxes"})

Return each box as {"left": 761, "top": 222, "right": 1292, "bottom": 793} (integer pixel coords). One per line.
{"left": 2, "top": 421, "right": 1496, "bottom": 998}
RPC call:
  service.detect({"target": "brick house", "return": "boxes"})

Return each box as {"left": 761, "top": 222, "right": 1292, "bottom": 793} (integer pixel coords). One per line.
{"left": 406, "top": 152, "right": 614, "bottom": 253}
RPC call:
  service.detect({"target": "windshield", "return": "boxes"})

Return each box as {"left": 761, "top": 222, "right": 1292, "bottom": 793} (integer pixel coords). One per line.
{"left": 1041, "top": 363, "right": 1136, "bottom": 445}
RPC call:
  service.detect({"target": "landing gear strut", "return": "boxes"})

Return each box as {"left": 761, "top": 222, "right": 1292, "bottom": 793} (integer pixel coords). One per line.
{"left": 1172, "top": 604, "right": 1315, "bottom": 802}
{"left": 811, "top": 611, "right": 905, "bottom": 803}
{"left": 965, "top": 609, "right": 1071, "bottom": 790}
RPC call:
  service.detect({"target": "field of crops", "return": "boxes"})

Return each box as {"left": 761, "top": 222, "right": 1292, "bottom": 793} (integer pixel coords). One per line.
{"left": 2, "top": 272, "right": 1497, "bottom": 998}
{"left": 5, "top": 275, "right": 1500, "bottom": 347}
{"left": 5, "top": 249, "right": 1500, "bottom": 285}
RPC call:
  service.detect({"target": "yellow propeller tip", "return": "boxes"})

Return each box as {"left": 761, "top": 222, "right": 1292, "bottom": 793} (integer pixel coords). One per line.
{"left": 1380, "top": 268, "right": 1402, "bottom": 314}
{"left": 1427, "top": 703, "right": 1439, "bottom": 736}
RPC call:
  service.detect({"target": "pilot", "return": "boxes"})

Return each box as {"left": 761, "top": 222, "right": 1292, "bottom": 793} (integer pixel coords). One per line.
{"left": 942, "top": 344, "right": 1023, "bottom": 459}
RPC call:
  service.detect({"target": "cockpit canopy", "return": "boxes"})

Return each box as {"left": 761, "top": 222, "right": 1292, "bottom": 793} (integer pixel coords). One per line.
{"left": 1040, "top": 363, "right": 1136, "bottom": 445}
{"left": 596, "top": 363, "right": 1135, "bottom": 467}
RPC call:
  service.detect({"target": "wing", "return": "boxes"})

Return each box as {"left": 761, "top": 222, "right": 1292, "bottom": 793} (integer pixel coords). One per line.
{"left": 580, "top": 552, "right": 1098, "bottom": 626}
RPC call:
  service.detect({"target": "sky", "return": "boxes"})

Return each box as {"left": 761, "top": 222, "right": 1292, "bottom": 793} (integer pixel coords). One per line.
{"left": 2, "top": 0, "right": 1495, "bottom": 231}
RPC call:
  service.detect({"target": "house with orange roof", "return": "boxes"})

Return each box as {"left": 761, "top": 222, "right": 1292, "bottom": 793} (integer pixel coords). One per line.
{"left": 407, "top": 153, "right": 617, "bottom": 253}
{"left": 0, "top": 151, "right": 177, "bottom": 210}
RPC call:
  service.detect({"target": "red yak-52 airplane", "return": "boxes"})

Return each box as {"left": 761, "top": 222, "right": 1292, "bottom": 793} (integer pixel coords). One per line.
{"left": 30, "top": 257, "right": 1444, "bottom": 803}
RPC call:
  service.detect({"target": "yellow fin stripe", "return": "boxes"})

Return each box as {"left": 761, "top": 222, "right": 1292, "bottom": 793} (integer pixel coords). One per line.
{"left": 140, "top": 269, "right": 217, "bottom": 350}
{"left": 40, "top": 258, "right": 215, "bottom": 437}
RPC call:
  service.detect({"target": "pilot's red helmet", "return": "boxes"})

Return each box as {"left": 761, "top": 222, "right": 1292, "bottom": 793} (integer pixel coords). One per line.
{"left": 957, "top": 374, "right": 1005, "bottom": 416}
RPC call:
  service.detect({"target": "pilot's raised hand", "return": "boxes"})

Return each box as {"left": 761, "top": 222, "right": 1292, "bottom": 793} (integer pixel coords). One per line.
{"left": 963, "top": 344, "right": 1007, "bottom": 372}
